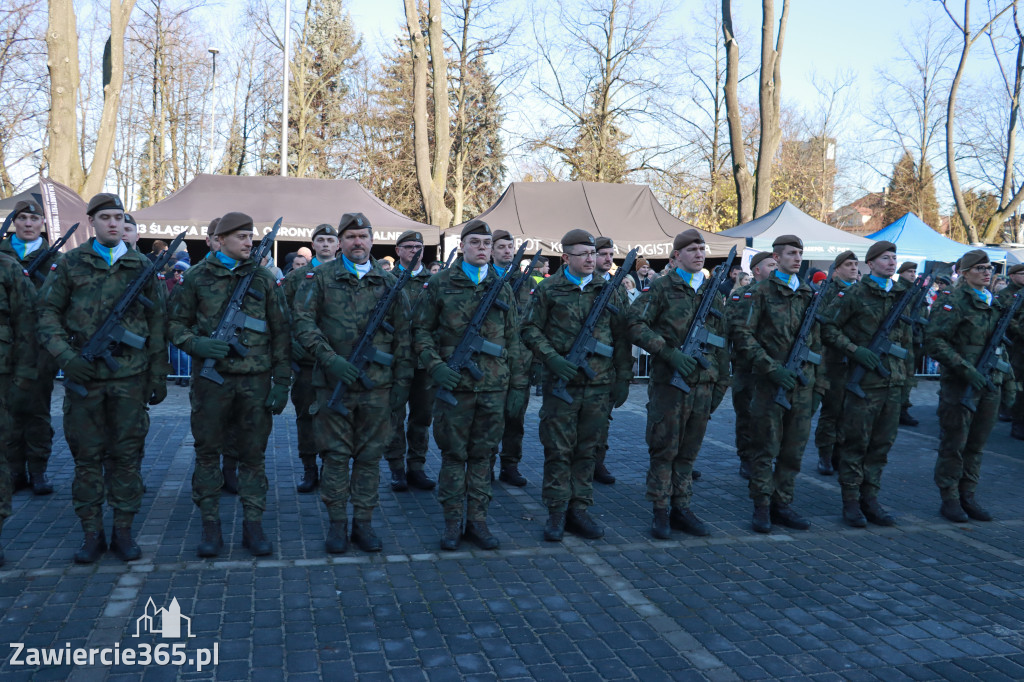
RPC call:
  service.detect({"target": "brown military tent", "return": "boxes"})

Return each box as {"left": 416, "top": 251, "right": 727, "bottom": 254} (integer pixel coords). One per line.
{"left": 1, "top": 177, "right": 91, "bottom": 250}
{"left": 447, "top": 182, "right": 743, "bottom": 259}
{"left": 130, "top": 174, "right": 438, "bottom": 245}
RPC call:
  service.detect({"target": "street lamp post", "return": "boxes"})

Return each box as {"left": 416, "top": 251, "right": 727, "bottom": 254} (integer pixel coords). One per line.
{"left": 208, "top": 47, "right": 220, "bottom": 174}
{"left": 281, "top": 0, "right": 291, "bottom": 177}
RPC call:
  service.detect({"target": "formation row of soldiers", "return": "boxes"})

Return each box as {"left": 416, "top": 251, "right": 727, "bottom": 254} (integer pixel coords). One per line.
{"left": 0, "top": 193, "right": 1020, "bottom": 566}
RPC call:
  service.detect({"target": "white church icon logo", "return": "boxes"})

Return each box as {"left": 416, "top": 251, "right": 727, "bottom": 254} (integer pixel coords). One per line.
{"left": 133, "top": 598, "right": 195, "bottom": 638}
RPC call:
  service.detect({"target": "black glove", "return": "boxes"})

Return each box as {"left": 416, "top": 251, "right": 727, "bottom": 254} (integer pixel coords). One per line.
{"left": 544, "top": 355, "right": 579, "bottom": 383}
{"left": 611, "top": 381, "right": 629, "bottom": 408}
{"left": 192, "top": 338, "right": 230, "bottom": 360}
{"left": 326, "top": 355, "right": 360, "bottom": 386}
{"left": 63, "top": 357, "right": 97, "bottom": 384}
{"left": 265, "top": 383, "right": 290, "bottom": 414}
{"left": 430, "top": 364, "right": 461, "bottom": 391}
{"left": 768, "top": 365, "right": 798, "bottom": 391}
{"left": 148, "top": 377, "right": 168, "bottom": 406}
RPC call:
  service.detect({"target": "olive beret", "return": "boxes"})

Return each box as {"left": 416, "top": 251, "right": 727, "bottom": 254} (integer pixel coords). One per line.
{"left": 595, "top": 236, "right": 614, "bottom": 251}
{"left": 214, "top": 212, "right": 254, "bottom": 236}
{"left": 338, "top": 212, "right": 372, "bottom": 235}
{"left": 957, "top": 249, "right": 990, "bottom": 272}
{"left": 772, "top": 234, "right": 803, "bottom": 250}
{"left": 750, "top": 251, "right": 774, "bottom": 270}
{"left": 86, "top": 193, "right": 124, "bottom": 216}
{"left": 312, "top": 223, "right": 338, "bottom": 240}
{"left": 460, "top": 218, "right": 491, "bottom": 240}
{"left": 123, "top": 213, "right": 137, "bottom": 226}
{"left": 562, "top": 229, "right": 595, "bottom": 248}
{"left": 491, "top": 229, "right": 513, "bottom": 243}
{"left": 206, "top": 217, "right": 221, "bottom": 236}
{"left": 12, "top": 200, "right": 42, "bottom": 218}
{"left": 865, "top": 241, "right": 897, "bottom": 262}
{"left": 832, "top": 250, "right": 857, "bottom": 268}
{"left": 1008, "top": 263, "right": 1024, "bottom": 275}
{"left": 897, "top": 261, "right": 918, "bottom": 274}
{"left": 673, "top": 229, "right": 705, "bottom": 251}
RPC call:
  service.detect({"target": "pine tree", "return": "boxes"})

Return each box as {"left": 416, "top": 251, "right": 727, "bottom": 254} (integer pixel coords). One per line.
{"left": 883, "top": 151, "right": 941, "bottom": 228}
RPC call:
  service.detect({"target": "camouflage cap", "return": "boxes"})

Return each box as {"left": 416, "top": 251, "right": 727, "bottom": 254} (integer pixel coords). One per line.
{"left": 12, "top": 200, "right": 42, "bottom": 217}
{"left": 897, "top": 261, "right": 918, "bottom": 274}
{"left": 338, "top": 212, "right": 372, "bottom": 235}
{"left": 595, "top": 236, "right": 614, "bottom": 251}
{"left": 673, "top": 229, "right": 705, "bottom": 251}
{"left": 750, "top": 251, "right": 775, "bottom": 270}
{"left": 460, "top": 218, "right": 491, "bottom": 240}
{"left": 865, "top": 241, "right": 896, "bottom": 262}
{"left": 957, "top": 249, "right": 990, "bottom": 272}
{"left": 86, "top": 193, "right": 124, "bottom": 216}
{"left": 312, "top": 223, "right": 338, "bottom": 240}
{"left": 562, "top": 229, "right": 595, "bottom": 248}
{"left": 214, "top": 212, "right": 254, "bottom": 236}
{"left": 772, "top": 234, "right": 803, "bottom": 250}
{"left": 396, "top": 229, "right": 424, "bottom": 245}
{"left": 832, "top": 250, "right": 857, "bottom": 268}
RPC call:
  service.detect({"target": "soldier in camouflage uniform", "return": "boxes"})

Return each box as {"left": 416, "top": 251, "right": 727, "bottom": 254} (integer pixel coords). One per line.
{"left": 812, "top": 250, "right": 859, "bottom": 475}
{"left": 733, "top": 235, "right": 822, "bottom": 534}
{"left": 1000, "top": 263, "right": 1024, "bottom": 440}
{"left": 896, "top": 261, "right": 923, "bottom": 426}
{"left": 491, "top": 229, "right": 532, "bottom": 487}
{"left": 926, "top": 250, "right": 1019, "bottom": 522}
{"left": 293, "top": 213, "right": 412, "bottom": 554}
{"left": 1, "top": 200, "right": 59, "bottom": 495}
{"left": 385, "top": 229, "right": 437, "bottom": 492}
{"left": 413, "top": 219, "right": 527, "bottom": 551}
{"left": 169, "top": 212, "right": 291, "bottom": 557}
{"left": 521, "top": 230, "right": 630, "bottom": 542}
{"left": 822, "top": 241, "right": 910, "bottom": 527}
{"left": 0, "top": 251, "right": 39, "bottom": 566}
{"left": 283, "top": 223, "right": 339, "bottom": 493}
{"left": 37, "top": 193, "right": 171, "bottom": 563}
{"left": 726, "top": 251, "right": 776, "bottom": 480}
{"left": 590, "top": 235, "right": 621, "bottom": 486}
{"left": 628, "top": 229, "right": 730, "bottom": 539}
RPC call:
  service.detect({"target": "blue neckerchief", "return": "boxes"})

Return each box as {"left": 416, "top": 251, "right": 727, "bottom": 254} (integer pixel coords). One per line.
{"left": 461, "top": 261, "right": 488, "bottom": 284}
{"left": 675, "top": 268, "right": 705, "bottom": 291}
{"left": 973, "top": 287, "right": 993, "bottom": 305}
{"left": 311, "top": 256, "right": 321, "bottom": 268}
{"left": 492, "top": 263, "right": 507, "bottom": 278}
{"left": 869, "top": 274, "right": 893, "bottom": 292}
{"left": 775, "top": 270, "right": 800, "bottom": 291}
{"left": 11, "top": 235, "right": 42, "bottom": 260}
{"left": 92, "top": 240, "right": 128, "bottom": 266}
{"left": 342, "top": 254, "right": 372, "bottom": 279}
{"left": 839, "top": 279, "right": 854, "bottom": 287}
{"left": 563, "top": 268, "right": 593, "bottom": 290}
{"left": 602, "top": 271, "right": 611, "bottom": 280}
{"left": 214, "top": 251, "right": 239, "bottom": 270}
{"left": 397, "top": 263, "right": 424, "bottom": 276}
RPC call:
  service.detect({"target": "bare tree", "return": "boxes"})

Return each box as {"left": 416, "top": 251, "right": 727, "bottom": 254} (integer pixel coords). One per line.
{"left": 0, "top": 0, "right": 47, "bottom": 197}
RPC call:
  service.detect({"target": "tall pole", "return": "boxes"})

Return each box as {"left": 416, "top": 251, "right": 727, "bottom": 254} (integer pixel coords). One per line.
{"left": 281, "top": 0, "right": 290, "bottom": 177}
{"left": 207, "top": 47, "right": 219, "bottom": 174}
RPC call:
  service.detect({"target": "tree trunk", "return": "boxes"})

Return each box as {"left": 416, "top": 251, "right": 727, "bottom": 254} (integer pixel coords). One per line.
{"left": 45, "top": 0, "right": 85, "bottom": 192}
{"left": 753, "top": 0, "right": 788, "bottom": 218}
{"left": 721, "top": 0, "right": 753, "bottom": 224}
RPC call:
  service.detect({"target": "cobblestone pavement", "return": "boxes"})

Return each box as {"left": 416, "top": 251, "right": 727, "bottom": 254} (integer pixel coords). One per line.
{"left": 1, "top": 380, "right": 1023, "bottom": 681}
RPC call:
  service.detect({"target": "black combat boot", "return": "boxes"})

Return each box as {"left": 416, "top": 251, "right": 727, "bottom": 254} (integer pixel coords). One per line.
{"left": 670, "top": 507, "right": 710, "bottom": 537}
{"left": 196, "top": 520, "right": 224, "bottom": 557}
{"left": 242, "top": 520, "right": 273, "bottom": 556}
{"left": 110, "top": 526, "right": 142, "bottom": 562}
{"left": 960, "top": 493, "right": 992, "bottom": 521}
{"left": 407, "top": 469, "right": 436, "bottom": 490}
{"left": 752, "top": 505, "right": 771, "bottom": 534}
{"left": 998, "top": 407, "right": 1013, "bottom": 422}
{"left": 74, "top": 529, "right": 107, "bottom": 564}
{"left": 296, "top": 457, "right": 319, "bottom": 493}
{"left": 939, "top": 498, "right": 969, "bottom": 523}
{"left": 463, "top": 520, "right": 499, "bottom": 550}
{"left": 29, "top": 472, "right": 53, "bottom": 496}
{"left": 222, "top": 461, "right": 239, "bottom": 495}
{"left": 817, "top": 449, "right": 834, "bottom": 475}
{"left": 566, "top": 508, "right": 604, "bottom": 539}
{"left": 770, "top": 502, "right": 810, "bottom": 530}
{"left": 691, "top": 470, "right": 702, "bottom": 481}
{"left": 543, "top": 511, "right": 565, "bottom": 542}
{"left": 390, "top": 466, "right": 408, "bottom": 492}
{"left": 592, "top": 464, "right": 616, "bottom": 485}
{"left": 325, "top": 521, "right": 349, "bottom": 554}
{"left": 651, "top": 508, "right": 671, "bottom": 540}
{"left": 842, "top": 499, "right": 867, "bottom": 528}
{"left": 498, "top": 465, "right": 527, "bottom": 487}
{"left": 738, "top": 461, "right": 751, "bottom": 479}
{"left": 899, "top": 408, "right": 919, "bottom": 426}
{"left": 11, "top": 470, "right": 29, "bottom": 493}
{"left": 860, "top": 498, "right": 896, "bottom": 526}
{"left": 1011, "top": 421, "right": 1024, "bottom": 441}
{"left": 351, "top": 519, "right": 382, "bottom": 552}
{"left": 440, "top": 519, "right": 462, "bottom": 551}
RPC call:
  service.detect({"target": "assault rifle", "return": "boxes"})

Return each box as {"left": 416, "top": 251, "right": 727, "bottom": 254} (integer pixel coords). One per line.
{"left": 442, "top": 246, "right": 458, "bottom": 269}
{"left": 773, "top": 266, "right": 833, "bottom": 410}
{"left": 961, "top": 292, "right": 1023, "bottom": 412}
{"left": 327, "top": 249, "right": 422, "bottom": 415}
{"left": 434, "top": 250, "right": 524, "bottom": 407}
{"left": 551, "top": 248, "right": 638, "bottom": 404}
{"left": 845, "top": 274, "right": 930, "bottom": 399}
{"left": 26, "top": 222, "right": 79, "bottom": 283}
{"left": 669, "top": 246, "right": 736, "bottom": 393}
{"left": 198, "top": 218, "right": 282, "bottom": 384}
{"left": 64, "top": 230, "right": 187, "bottom": 397}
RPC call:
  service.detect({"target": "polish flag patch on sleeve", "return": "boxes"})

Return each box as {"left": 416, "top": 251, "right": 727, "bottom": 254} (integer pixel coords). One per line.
{"left": 743, "top": 292, "right": 752, "bottom": 298}
{"left": 50, "top": 263, "right": 58, "bottom": 271}
{"left": 942, "top": 304, "right": 953, "bottom": 311}
{"left": 837, "top": 291, "right": 845, "bottom": 297}
{"left": 157, "top": 273, "right": 165, "bottom": 280}
{"left": 731, "top": 295, "right": 740, "bottom": 301}
{"left": 305, "top": 272, "right": 315, "bottom": 279}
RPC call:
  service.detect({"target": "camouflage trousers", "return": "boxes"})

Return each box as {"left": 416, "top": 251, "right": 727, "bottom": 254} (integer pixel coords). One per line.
{"left": 290, "top": 364, "right": 317, "bottom": 461}
{"left": 190, "top": 372, "right": 272, "bottom": 522}
{"left": 836, "top": 384, "right": 900, "bottom": 501}
{"left": 434, "top": 390, "right": 505, "bottom": 521}
{"left": 901, "top": 347, "right": 919, "bottom": 409}
{"left": 645, "top": 381, "right": 712, "bottom": 510}
{"left": 748, "top": 379, "right": 815, "bottom": 506}
{"left": 5, "top": 357, "right": 57, "bottom": 477}
{"left": 594, "top": 400, "right": 612, "bottom": 470}
{"left": 0, "top": 376, "right": 12, "bottom": 523}
{"left": 314, "top": 386, "right": 389, "bottom": 522}
{"left": 64, "top": 376, "right": 148, "bottom": 531}
{"left": 935, "top": 379, "right": 1000, "bottom": 500}
{"left": 814, "top": 360, "right": 848, "bottom": 454}
{"left": 491, "top": 386, "right": 530, "bottom": 471}
{"left": 385, "top": 367, "right": 434, "bottom": 472}
{"left": 731, "top": 370, "right": 755, "bottom": 464}
{"left": 539, "top": 383, "right": 610, "bottom": 512}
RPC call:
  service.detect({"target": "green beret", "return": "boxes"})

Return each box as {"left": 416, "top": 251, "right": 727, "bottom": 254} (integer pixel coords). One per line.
{"left": 86, "top": 193, "right": 124, "bottom": 216}
{"left": 461, "top": 219, "right": 491, "bottom": 240}
{"left": 491, "top": 229, "right": 513, "bottom": 243}
{"left": 865, "top": 241, "right": 896, "bottom": 262}
{"left": 338, "top": 212, "right": 371, "bottom": 235}
{"left": 832, "top": 250, "right": 857, "bottom": 268}
{"left": 957, "top": 249, "right": 990, "bottom": 272}
{"left": 562, "top": 229, "right": 595, "bottom": 248}
{"left": 595, "top": 236, "right": 614, "bottom": 251}
{"left": 750, "top": 251, "right": 774, "bottom": 270}
{"left": 12, "top": 200, "right": 42, "bottom": 218}
{"left": 897, "top": 261, "right": 918, "bottom": 274}
{"left": 214, "top": 212, "right": 254, "bottom": 236}
{"left": 312, "top": 223, "right": 338, "bottom": 240}
{"left": 673, "top": 229, "right": 705, "bottom": 251}
{"left": 772, "top": 234, "right": 803, "bottom": 251}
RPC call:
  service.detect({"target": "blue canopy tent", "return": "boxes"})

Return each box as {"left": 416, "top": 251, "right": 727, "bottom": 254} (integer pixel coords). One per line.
{"left": 719, "top": 201, "right": 875, "bottom": 259}
{"left": 867, "top": 213, "right": 1007, "bottom": 263}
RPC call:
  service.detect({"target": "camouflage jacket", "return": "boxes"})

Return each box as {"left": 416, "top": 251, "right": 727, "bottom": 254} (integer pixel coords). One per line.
{"left": 168, "top": 254, "right": 291, "bottom": 383}
{"left": 821, "top": 277, "right": 912, "bottom": 389}
{"left": 726, "top": 280, "right": 762, "bottom": 374}
{"left": 293, "top": 257, "right": 412, "bottom": 391}
{"left": 37, "top": 238, "right": 170, "bottom": 380}
{"left": 0, "top": 254, "right": 37, "bottom": 380}
{"left": 925, "top": 283, "right": 1019, "bottom": 386}
{"left": 521, "top": 268, "right": 631, "bottom": 387}
{"left": 413, "top": 257, "right": 528, "bottom": 392}
{"left": 733, "top": 272, "right": 823, "bottom": 387}
{"left": 0, "top": 236, "right": 60, "bottom": 291}
{"left": 996, "top": 280, "right": 1023, "bottom": 374}
{"left": 819, "top": 279, "right": 854, "bottom": 369}
{"left": 283, "top": 260, "right": 327, "bottom": 368}
{"left": 628, "top": 269, "right": 730, "bottom": 388}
